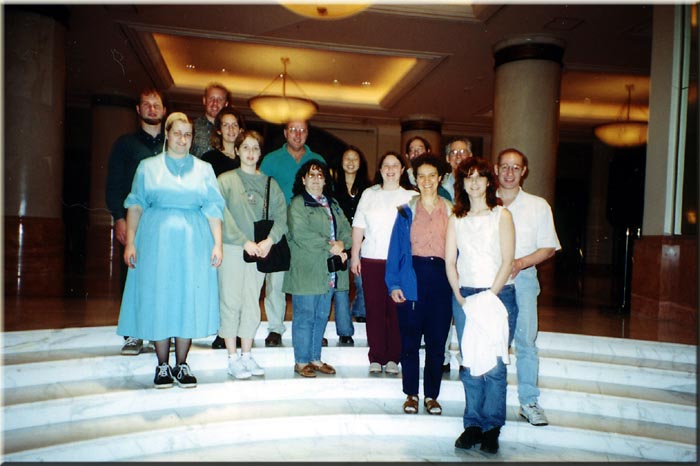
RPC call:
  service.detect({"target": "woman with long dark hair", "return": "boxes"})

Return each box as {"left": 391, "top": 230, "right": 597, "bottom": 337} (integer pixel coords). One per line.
{"left": 446, "top": 157, "right": 518, "bottom": 454}
{"left": 332, "top": 146, "right": 372, "bottom": 336}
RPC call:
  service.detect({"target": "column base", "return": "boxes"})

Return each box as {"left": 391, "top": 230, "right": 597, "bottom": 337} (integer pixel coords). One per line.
{"left": 631, "top": 235, "right": 697, "bottom": 325}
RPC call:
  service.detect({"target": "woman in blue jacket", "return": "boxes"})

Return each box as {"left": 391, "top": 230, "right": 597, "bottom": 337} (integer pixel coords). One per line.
{"left": 385, "top": 155, "right": 453, "bottom": 415}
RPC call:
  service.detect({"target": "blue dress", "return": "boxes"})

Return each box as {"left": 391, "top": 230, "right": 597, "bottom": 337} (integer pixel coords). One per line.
{"left": 117, "top": 152, "right": 225, "bottom": 341}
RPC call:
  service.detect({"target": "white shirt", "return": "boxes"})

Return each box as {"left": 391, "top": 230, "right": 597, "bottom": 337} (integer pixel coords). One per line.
{"left": 460, "top": 290, "right": 510, "bottom": 376}
{"left": 504, "top": 188, "right": 561, "bottom": 260}
{"left": 454, "top": 206, "right": 514, "bottom": 288}
{"left": 353, "top": 185, "right": 418, "bottom": 260}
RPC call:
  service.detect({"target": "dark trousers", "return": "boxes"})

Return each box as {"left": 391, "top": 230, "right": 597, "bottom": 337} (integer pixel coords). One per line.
{"left": 360, "top": 258, "right": 401, "bottom": 365}
{"left": 397, "top": 256, "right": 452, "bottom": 399}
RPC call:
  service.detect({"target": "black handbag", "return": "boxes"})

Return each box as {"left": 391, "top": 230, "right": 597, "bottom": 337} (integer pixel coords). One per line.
{"left": 243, "top": 177, "right": 290, "bottom": 273}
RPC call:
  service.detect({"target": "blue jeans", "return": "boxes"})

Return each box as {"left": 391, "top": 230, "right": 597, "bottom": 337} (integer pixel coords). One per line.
{"left": 332, "top": 288, "right": 354, "bottom": 337}
{"left": 292, "top": 289, "right": 333, "bottom": 364}
{"left": 513, "top": 268, "right": 541, "bottom": 406}
{"left": 453, "top": 285, "right": 518, "bottom": 431}
{"left": 350, "top": 273, "right": 366, "bottom": 318}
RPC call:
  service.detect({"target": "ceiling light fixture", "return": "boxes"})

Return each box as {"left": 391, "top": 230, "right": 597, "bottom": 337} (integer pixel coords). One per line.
{"left": 281, "top": 2, "right": 370, "bottom": 20}
{"left": 248, "top": 57, "right": 319, "bottom": 125}
{"left": 594, "top": 84, "right": 648, "bottom": 148}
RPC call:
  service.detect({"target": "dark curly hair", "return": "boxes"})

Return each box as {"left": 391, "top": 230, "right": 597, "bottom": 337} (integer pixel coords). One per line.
{"left": 452, "top": 157, "right": 501, "bottom": 218}
{"left": 411, "top": 154, "right": 448, "bottom": 181}
{"left": 292, "top": 159, "right": 333, "bottom": 199}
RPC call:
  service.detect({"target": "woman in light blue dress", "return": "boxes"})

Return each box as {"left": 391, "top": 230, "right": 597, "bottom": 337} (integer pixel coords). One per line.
{"left": 117, "top": 112, "right": 225, "bottom": 389}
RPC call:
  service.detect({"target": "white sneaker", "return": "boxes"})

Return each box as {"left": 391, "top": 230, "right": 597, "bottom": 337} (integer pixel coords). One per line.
{"left": 385, "top": 361, "right": 400, "bottom": 374}
{"left": 519, "top": 402, "right": 549, "bottom": 426}
{"left": 121, "top": 337, "right": 143, "bottom": 355}
{"left": 228, "top": 357, "right": 252, "bottom": 379}
{"left": 241, "top": 355, "right": 265, "bottom": 376}
{"left": 369, "top": 362, "right": 382, "bottom": 373}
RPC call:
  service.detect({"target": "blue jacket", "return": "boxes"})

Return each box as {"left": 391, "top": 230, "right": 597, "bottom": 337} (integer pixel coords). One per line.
{"left": 384, "top": 196, "right": 453, "bottom": 301}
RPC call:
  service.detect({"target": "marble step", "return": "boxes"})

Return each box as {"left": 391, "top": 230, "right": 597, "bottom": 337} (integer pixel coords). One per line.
{"left": 3, "top": 408, "right": 695, "bottom": 462}
{"left": 2, "top": 325, "right": 696, "bottom": 462}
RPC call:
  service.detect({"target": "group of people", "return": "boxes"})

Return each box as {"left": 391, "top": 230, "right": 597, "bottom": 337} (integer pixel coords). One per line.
{"left": 105, "top": 83, "right": 560, "bottom": 455}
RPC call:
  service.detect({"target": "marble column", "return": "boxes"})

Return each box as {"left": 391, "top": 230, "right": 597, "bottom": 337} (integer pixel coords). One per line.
{"left": 399, "top": 114, "right": 443, "bottom": 159}
{"left": 491, "top": 35, "right": 566, "bottom": 205}
{"left": 4, "top": 6, "right": 68, "bottom": 296}
{"left": 84, "top": 95, "right": 139, "bottom": 298}
{"left": 631, "top": 5, "right": 697, "bottom": 335}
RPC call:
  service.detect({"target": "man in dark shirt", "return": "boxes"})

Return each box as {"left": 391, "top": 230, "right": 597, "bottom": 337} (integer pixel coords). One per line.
{"left": 191, "top": 82, "right": 229, "bottom": 158}
{"left": 105, "top": 87, "right": 166, "bottom": 355}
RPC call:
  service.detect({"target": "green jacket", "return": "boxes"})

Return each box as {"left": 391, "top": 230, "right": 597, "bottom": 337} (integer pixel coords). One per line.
{"left": 283, "top": 191, "right": 352, "bottom": 295}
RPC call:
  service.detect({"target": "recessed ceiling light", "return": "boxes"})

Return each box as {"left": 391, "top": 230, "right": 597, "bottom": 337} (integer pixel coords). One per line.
{"left": 185, "top": 64, "right": 196, "bottom": 69}
{"left": 361, "top": 81, "right": 371, "bottom": 87}
{"left": 332, "top": 79, "right": 340, "bottom": 86}
{"left": 221, "top": 68, "right": 227, "bottom": 72}
{"left": 543, "top": 17, "right": 584, "bottom": 32}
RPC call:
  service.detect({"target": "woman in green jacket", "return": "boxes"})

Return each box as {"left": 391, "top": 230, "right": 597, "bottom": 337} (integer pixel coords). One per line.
{"left": 284, "top": 160, "right": 352, "bottom": 378}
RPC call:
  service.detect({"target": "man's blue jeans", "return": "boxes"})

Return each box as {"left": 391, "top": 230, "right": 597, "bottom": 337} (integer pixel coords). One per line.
{"left": 513, "top": 267, "right": 541, "bottom": 406}
{"left": 332, "top": 288, "right": 354, "bottom": 337}
{"left": 453, "top": 285, "right": 518, "bottom": 431}
{"left": 292, "top": 289, "right": 333, "bottom": 364}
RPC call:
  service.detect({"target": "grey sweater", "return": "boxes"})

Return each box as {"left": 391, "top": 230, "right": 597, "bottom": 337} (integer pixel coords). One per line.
{"left": 217, "top": 169, "right": 288, "bottom": 246}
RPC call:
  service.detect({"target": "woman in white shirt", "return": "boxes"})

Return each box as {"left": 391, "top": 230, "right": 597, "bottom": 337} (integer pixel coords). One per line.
{"left": 445, "top": 156, "right": 518, "bottom": 454}
{"left": 350, "top": 152, "right": 417, "bottom": 375}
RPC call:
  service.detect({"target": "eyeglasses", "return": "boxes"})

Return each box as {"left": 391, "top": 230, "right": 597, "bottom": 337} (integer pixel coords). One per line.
{"left": 408, "top": 147, "right": 425, "bottom": 155}
{"left": 306, "top": 173, "right": 325, "bottom": 180}
{"left": 499, "top": 164, "right": 523, "bottom": 174}
{"left": 288, "top": 127, "right": 307, "bottom": 134}
{"left": 449, "top": 149, "right": 470, "bottom": 157}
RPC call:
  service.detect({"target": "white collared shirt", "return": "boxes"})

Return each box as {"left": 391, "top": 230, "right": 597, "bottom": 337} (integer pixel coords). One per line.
{"left": 502, "top": 187, "right": 561, "bottom": 259}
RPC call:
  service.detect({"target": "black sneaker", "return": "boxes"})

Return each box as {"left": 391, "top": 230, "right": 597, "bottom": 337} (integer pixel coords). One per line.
{"left": 153, "top": 363, "right": 174, "bottom": 389}
{"left": 211, "top": 336, "right": 226, "bottom": 349}
{"left": 354, "top": 316, "right": 366, "bottom": 323}
{"left": 338, "top": 336, "right": 354, "bottom": 346}
{"left": 172, "top": 363, "right": 197, "bottom": 388}
{"left": 455, "top": 426, "right": 482, "bottom": 450}
{"left": 480, "top": 427, "right": 500, "bottom": 454}
{"left": 265, "top": 332, "right": 282, "bottom": 347}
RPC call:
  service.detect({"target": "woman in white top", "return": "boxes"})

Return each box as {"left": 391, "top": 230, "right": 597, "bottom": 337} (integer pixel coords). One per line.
{"left": 350, "top": 151, "right": 417, "bottom": 374}
{"left": 445, "top": 157, "right": 518, "bottom": 454}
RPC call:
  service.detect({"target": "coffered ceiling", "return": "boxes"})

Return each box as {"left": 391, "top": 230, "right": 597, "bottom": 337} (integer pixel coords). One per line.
{"left": 63, "top": 2, "right": 655, "bottom": 135}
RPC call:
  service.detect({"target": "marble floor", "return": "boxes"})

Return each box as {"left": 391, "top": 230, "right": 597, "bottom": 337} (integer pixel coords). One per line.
{"left": 2, "top": 266, "right": 695, "bottom": 344}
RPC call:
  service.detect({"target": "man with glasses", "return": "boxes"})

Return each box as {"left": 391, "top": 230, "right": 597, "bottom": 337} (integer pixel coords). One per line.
{"left": 439, "top": 137, "right": 473, "bottom": 373}
{"left": 260, "top": 120, "right": 324, "bottom": 347}
{"left": 494, "top": 147, "right": 561, "bottom": 426}
{"left": 191, "top": 82, "right": 229, "bottom": 158}
{"left": 441, "top": 137, "right": 473, "bottom": 200}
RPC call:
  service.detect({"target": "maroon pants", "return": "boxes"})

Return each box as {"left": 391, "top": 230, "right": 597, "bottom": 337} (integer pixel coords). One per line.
{"left": 360, "top": 258, "right": 401, "bottom": 365}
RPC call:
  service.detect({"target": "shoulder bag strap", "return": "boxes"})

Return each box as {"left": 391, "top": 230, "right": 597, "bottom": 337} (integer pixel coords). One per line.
{"left": 263, "top": 176, "right": 272, "bottom": 220}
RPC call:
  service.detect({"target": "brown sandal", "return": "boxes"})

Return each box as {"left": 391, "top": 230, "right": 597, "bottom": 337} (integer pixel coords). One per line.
{"left": 294, "top": 363, "right": 317, "bottom": 378}
{"left": 312, "top": 362, "right": 336, "bottom": 375}
{"left": 424, "top": 397, "right": 442, "bottom": 415}
{"left": 403, "top": 395, "right": 419, "bottom": 414}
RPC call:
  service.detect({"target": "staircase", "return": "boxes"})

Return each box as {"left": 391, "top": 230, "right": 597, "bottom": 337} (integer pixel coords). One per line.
{"left": 2, "top": 324, "right": 696, "bottom": 462}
